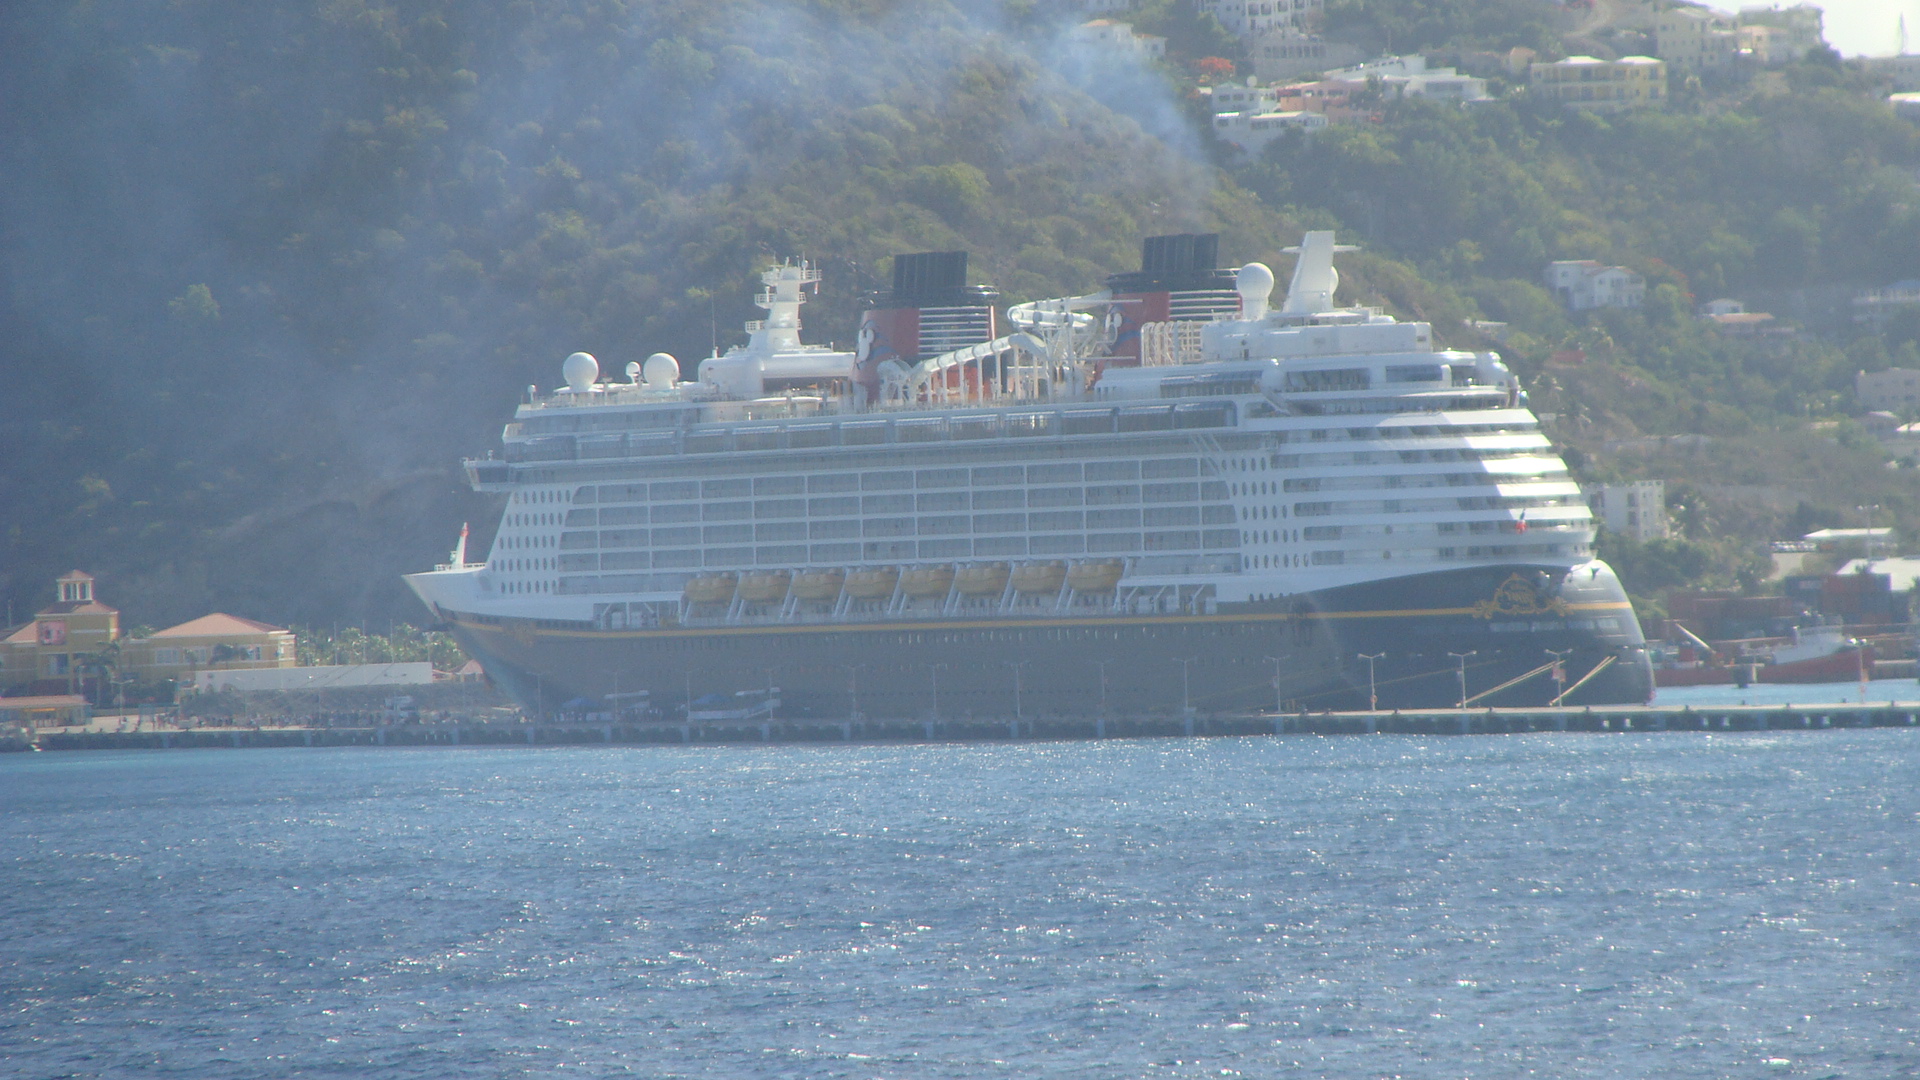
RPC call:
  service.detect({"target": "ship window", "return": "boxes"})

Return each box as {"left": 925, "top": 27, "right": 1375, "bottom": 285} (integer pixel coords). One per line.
{"left": 1030, "top": 462, "right": 1081, "bottom": 483}
{"left": 896, "top": 418, "right": 945, "bottom": 443}
{"left": 1119, "top": 406, "right": 1175, "bottom": 432}
{"left": 754, "top": 475, "right": 806, "bottom": 495}
{"left": 950, "top": 415, "right": 1001, "bottom": 440}
{"left": 862, "top": 471, "right": 912, "bottom": 491}
{"left": 842, "top": 421, "right": 890, "bottom": 445}
{"left": 1285, "top": 369, "right": 1369, "bottom": 392}
{"left": 789, "top": 424, "right": 835, "bottom": 448}
{"left": 1060, "top": 409, "right": 1116, "bottom": 435}
{"left": 652, "top": 480, "right": 697, "bottom": 500}
{"left": 917, "top": 468, "right": 968, "bottom": 489}
{"left": 808, "top": 473, "right": 859, "bottom": 493}
{"left": 972, "top": 489, "right": 1024, "bottom": 509}
{"left": 1004, "top": 412, "right": 1056, "bottom": 437}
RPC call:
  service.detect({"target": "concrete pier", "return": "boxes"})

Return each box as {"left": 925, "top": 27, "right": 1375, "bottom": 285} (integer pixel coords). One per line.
{"left": 8, "top": 702, "right": 1920, "bottom": 752}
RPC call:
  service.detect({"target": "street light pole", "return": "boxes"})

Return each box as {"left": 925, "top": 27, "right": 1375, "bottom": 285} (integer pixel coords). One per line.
{"left": 1358, "top": 653, "right": 1385, "bottom": 711}
{"left": 1176, "top": 657, "right": 1197, "bottom": 717}
{"left": 1448, "top": 651, "right": 1476, "bottom": 710}
{"left": 1005, "top": 660, "right": 1027, "bottom": 722}
{"left": 1850, "top": 638, "right": 1867, "bottom": 703}
{"left": 1264, "top": 656, "right": 1286, "bottom": 714}
{"left": 842, "top": 664, "right": 866, "bottom": 721}
{"left": 1545, "top": 648, "right": 1571, "bottom": 704}
{"left": 925, "top": 662, "right": 947, "bottom": 722}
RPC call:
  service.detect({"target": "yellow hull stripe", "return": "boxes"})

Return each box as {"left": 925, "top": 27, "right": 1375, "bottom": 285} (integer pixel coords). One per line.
{"left": 452, "top": 601, "right": 1633, "bottom": 641}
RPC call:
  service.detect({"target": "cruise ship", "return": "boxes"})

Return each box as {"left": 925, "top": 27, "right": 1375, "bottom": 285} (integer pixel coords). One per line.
{"left": 406, "top": 232, "right": 1654, "bottom": 718}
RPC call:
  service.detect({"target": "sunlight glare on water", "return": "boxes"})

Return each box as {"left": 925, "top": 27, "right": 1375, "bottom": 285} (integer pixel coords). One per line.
{"left": 2, "top": 734, "right": 1916, "bottom": 1078}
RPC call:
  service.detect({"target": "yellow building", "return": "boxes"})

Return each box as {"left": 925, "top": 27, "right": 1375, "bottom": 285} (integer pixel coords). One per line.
{"left": 122, "top": 613, "right": 298, "bottom": 684}
{"left": 0, "top": 571, "right": 120, "bottom": 692}
{"left": 1654, "top": 8, "right": 1735, "bottom": 73}
{"left": 1, "top": 571, "right": 297, "bottom": 698}
{"left": 1529, "top": 56, "right": 1666, "bottom": 113}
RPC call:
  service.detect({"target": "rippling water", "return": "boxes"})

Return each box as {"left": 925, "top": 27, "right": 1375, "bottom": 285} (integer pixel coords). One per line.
{"left": 3, "top": 735, "right": 1917, "bottom": 1079}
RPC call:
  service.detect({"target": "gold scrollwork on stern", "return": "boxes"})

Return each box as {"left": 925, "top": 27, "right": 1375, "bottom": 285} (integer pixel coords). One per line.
{"left": 1473, "top": 573, "right": 1570, "bottom": 619}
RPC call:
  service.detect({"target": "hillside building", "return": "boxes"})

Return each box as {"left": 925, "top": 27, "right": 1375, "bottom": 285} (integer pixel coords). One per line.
{"left": 1211, "top": 107, "right": 1328, "bottom": 153}
{"left": 1582, "top": 481, "right": 1670, "bottom": 542}
{"left": 1203, "top": 81, "right": 1278, "bottom": 114}
{"left": 1319, "top": 55, "right": 1490, "bottom": 102}
{"left": 1545, "top": 260, "right": 1646, "bottom": 311}
{"left": 1734, "top": 4, "right": 1826, "bottom": 64}
{"left": 1247, "top": 29, "right": 1362, "bottom": 81}
{"left": 1853, "top": 280, "right": 1920, "bottom": 333}
{"left": 1069, "top": 20, "right": 1166, "bottom": 59}
{"left": 1655, "top": 8, "right": 1737, "bottom": 73}
{"left": 1856, "top": 368, "right": 1920, "bottom": 414}
{"left": 1198, "top": 0, "right": 1325, "bottom": 40}
{"left": 1529, "top": 56, "right": 1666, "bottom": 113}
{"left": 1866, "top": 55, "right": 1920, "bottom": 93}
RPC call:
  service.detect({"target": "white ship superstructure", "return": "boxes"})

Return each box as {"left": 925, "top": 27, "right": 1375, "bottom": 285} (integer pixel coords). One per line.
{"left": 410, "top": 234, "right": 1650, "bottom": 715}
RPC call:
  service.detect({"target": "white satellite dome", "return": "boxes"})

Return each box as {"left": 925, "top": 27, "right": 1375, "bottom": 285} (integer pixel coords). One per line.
{"left": 562, "top": 351, "right": 599, "bottom": 392}
{"left": 643, "top": 352, "right": 680, "bottom": 388}
{"left": 1236, "top": 262, "right": 1275, "bottom": 321}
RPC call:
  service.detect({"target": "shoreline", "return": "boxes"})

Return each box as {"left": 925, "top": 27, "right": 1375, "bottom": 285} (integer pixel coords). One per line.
{"left": 9, "top": 701, "right": 1920, "bottom": 752}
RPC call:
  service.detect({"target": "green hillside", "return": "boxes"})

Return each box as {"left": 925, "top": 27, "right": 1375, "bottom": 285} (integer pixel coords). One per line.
{"left": 2, "top": 0, "right": 1917, "bottom": 630}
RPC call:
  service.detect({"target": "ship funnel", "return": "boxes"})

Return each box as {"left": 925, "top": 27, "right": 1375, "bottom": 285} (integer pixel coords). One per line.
{"left": 1102, "top": 233, "right": 1239, "bottom": 366}
{"left": 854, "top": 251, "right": 999, "bottom": 401}
{"left": 1279, "top": 231, "right": 1358, "bottom": 316}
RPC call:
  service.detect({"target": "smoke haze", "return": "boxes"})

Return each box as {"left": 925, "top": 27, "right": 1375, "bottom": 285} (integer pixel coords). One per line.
{"left": 0, "top": 0, "right": 1280, "bottom": 630}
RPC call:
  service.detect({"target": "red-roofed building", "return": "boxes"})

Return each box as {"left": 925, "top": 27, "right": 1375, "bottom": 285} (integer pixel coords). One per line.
{"left": 123, "top": 612, "right": 297, "bottom": 683}
{"left": 0, "top": 571, "right": 119, "bottom": 694}
{"left": 1, "top": 571, "right": 296, "bottom": 699}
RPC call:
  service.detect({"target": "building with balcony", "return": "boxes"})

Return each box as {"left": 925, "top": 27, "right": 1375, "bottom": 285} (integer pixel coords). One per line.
{"left": 1211, "top": 107, "right": 1329, "bottom": 153}
{"left": 1655, "top": 8, "right": 1737, "bottom": 73}
{"left": 1529, "top": 55, "right": 1666, "bottom": 113}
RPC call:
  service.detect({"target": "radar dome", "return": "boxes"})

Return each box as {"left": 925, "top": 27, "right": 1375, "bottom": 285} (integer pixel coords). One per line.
{"left": 562, "top": 351, "right": 599, "bottom": 392}
{"left": 643, "top": 352, "right": 681, "bottom": 388}
{"left": 625, "top": 360, "right": 642, "bottom": 384}
{"left": 1236, "top": 262, "right": 1275, "bottom": 321}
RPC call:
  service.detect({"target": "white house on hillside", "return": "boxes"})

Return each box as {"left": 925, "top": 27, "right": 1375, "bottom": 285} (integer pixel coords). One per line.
{"left": 1545, "top": 260, "right": 1646, "bottom": 311}
{"left": 1212, "top": 108, "right": 1328, "bottom": 154}
{"left": 1583, "top": 481, "right": 1669, "bottom": 542}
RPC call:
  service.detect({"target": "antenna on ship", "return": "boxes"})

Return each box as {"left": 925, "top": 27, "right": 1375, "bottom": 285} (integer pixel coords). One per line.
{"left": 1279, "top": 231, "right": 1359, "bottom": 316}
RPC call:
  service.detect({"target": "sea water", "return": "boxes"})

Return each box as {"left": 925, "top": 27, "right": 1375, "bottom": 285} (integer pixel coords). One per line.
{"left": 2, "top": 736, "right": 1916, "bottom": 1079}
